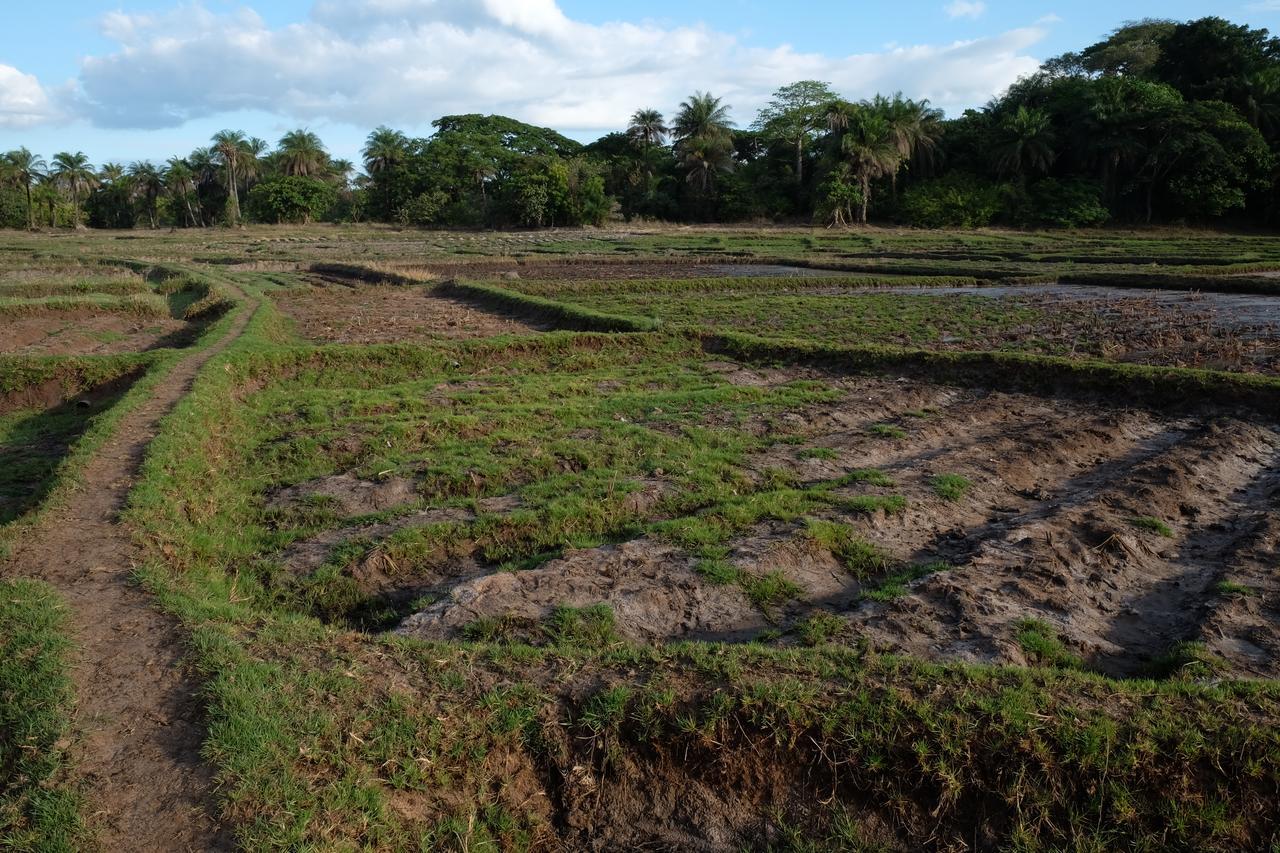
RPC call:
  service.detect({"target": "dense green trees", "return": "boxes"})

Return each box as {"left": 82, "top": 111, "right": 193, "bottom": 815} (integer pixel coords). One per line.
{"left": 3, "top": 15, "right": 1277, "bottom": 230}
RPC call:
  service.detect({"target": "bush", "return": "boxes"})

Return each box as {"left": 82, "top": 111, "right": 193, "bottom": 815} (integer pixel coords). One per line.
{"left": 246, "top": 176, "right": 337, "bottom": 224}
{"left": 0, "top": 188, "right": 25, "bottom": 229}
{"left": 397, "top": 190, "right": 449, "bottom": 226}
{"left": 1026, "top": 178, "right": 1110, "bottom": 227}
{"left": 899, "top": 174, "right": 1004, "bottom": 228}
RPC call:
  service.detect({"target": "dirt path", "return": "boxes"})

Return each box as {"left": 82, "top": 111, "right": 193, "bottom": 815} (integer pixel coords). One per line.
{"left": 1, "top": 288, "right": 255, "bottom": 851}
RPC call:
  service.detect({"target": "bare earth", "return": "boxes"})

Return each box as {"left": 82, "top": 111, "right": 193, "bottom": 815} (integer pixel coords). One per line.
{"left": 279, "top": 282, "right": 546, "bottom": 343}
{"left": 2, "top": 312, "right": 190, "bottom": 355}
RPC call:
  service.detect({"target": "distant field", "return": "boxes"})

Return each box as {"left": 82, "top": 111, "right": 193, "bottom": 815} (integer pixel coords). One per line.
{"left": 1, "top": 224, "right": 1278, "bottom": 852}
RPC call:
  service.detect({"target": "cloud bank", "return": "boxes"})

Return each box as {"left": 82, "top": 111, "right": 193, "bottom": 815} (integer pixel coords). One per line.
{"left": 4, "top": 0, "right": 1051, "bottom": 133}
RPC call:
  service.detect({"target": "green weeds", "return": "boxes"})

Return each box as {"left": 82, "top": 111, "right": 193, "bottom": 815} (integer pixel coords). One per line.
{"left": 1130, "top": 516, "right": 1174, "bottom": 537}
{"left": 931, "top": 473, "right": 972, "bottom": 502}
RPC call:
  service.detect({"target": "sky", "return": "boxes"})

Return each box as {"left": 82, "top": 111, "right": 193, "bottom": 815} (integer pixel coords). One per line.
{"left": 1, "top": 0, "right": 1276, "bottom": 167}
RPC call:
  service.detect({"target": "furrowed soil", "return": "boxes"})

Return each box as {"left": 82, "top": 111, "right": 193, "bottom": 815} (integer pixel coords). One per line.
{"left": 385, "top": 367, "right": 1279, "bottom": 678}
{"left": 279, "top": 279, "right": 546, "bottom": 343}
{"left": 2, "top": 311, "right": 192, "bottom": 355}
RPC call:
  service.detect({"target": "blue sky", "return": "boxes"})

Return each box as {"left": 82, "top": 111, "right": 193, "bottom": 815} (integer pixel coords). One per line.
{"left": 2, "top": 0, "right": 1276, "bottom": 166}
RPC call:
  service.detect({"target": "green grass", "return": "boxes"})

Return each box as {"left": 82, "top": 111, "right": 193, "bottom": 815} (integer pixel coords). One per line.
{"left": 1130, "top": 516, "right": 1175, "bottom": 537}
{"left": 1210, "top": 580, "right": 1256, "bottom": 598}
{"left": 867, "top": 423, "right": 907, "bottom": 440}
{"left": 552, "top": 290, "right": 1043, "bottom": 351}
{"left": 0, "top": 579, "right": 83, "bottom": 850}
{"left": 861, "top": 562, "right": 947, "bottom": 602}
{"left": 1015, "top": 618, "right": 1085, "bottom": 671}
{"left": 931, "top": 474, "right": 972, "bottom": 502}
{"left": 805, "top": 520, "right": 891, "bottom": 578}
{"left": 543, "top": 604, "right": 619, "bottom": 646}
{"left": 740, "top": 571, "right": 803, "bottom": 610}
{"left": 0, "top": 292, "right": 170, "bottom": 317}
{"left": 794, "top": 611, "right": 846, "bottom": 646}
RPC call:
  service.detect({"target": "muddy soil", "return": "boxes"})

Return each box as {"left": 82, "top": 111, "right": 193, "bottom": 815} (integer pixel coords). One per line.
{"left": 382, "top": 367, "right": 1278, "bottom": 679}
{"left": 277, "top": 282, "right": 546, "bottom": 343}
{"left": 2, "top": 311, "right": 192, "bottom": 355}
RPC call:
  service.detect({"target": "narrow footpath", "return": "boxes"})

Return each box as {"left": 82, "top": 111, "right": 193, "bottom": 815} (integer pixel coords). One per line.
{"left": 2, "top": 288, "right": 255, "bottom": 851}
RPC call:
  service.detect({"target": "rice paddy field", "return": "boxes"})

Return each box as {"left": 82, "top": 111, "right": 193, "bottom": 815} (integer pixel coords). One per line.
{"left": 1, "top": 224, "right": 1278, "bottom": 851}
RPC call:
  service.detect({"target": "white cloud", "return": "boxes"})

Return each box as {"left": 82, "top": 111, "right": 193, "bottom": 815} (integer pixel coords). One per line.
{"left": 30, "top": 1, "right": 1048, "bottom": 133}
{"left": 946, "top": 1, "right": 988, "bottom": 19}
{"left": 0, "top": 64, "right": 63, "bottom": 128}
{"left": 1245, "top": 0, "right": 1280, "bottom": 10}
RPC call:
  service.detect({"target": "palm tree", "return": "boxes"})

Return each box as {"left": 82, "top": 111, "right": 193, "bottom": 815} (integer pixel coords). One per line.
{"left": 363, "top": 126, "right": 410, "bottom": 217}
{"left": 240, "top": 137, "right": 269, "bottom": 192}
{"left": 627, "top": 109, "right": 669, "bottom": 148}
{"left": 128, "top": 161, "right": 165, "bottom": 228}
{"left": 278, "top": 129, "right": 329, "bottom": 177}
{"left": 673, "top": 92, "right": 734, "bottom": 193}
{"left": 679, "top": 138, "right": 735, "bottom": 194}
{"left": 825, "top": 99, "right": 857, "bottom": 134}
{"left": 362, "top": 126, "right": 409, "bottom": 175}
{"left": 993, "top": 106, "right": 1057, "bottom": 182}
{"left": 51, "top": 151, "right": 98, "bottom": 228}
{"left": 869, "top": 94, "right": 945, "bottom": 195}
{"left": 34, "top": 174, "right": 60, "bottom": 227}
{"left": 211, "top": 130, "right": 246, "bottom": 225}
{"left": 326, "top": 158, "right": 354, "bottom": 188}
{"left": 1242, "top": 66, "right": 1280, "bottom": 144}
{"left": 165, "top": 157, "right": 199, "bottom": 227}
{"left": 187, "top": 147, "right": 221, "bottom": 226}
{"left": 839, "top": 110, "right": 901, "bottom": 224}
{"left": 673, "top": 92, "right": 733, "bottom": 147}
{"left": 98, "top": 162, "right": 125, "bottom": 185}
{"left": 3, "top": 148, "right": 46, "bottom": 229}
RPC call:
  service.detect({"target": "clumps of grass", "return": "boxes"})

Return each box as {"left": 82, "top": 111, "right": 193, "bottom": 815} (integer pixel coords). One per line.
{"left": 740, "top": 571, "right": 803, "bottom": 609}
{"left": 798, "top": 447, "right": 839, "bottom": 460}
{"left": 862, "top": 561, "right": 948, "bottom": 602}
{"left": 1129, "top": 516, "right": 1174, "bottom": 537}
{"left": 462, "top": 613, "right": 523, "bottom": 643}
{"left": 1149, "top": 641, "right": 1226, "bottom": 681}
{"left": 0, "top": 580, "right": 83, "bottom": 849}
{"left": 1015, "top": 617, "right": 1084, "bottom": 670}
{"left": 931, "top": 473, "right": 972, "bottom": 502}
{"left": 580, "top": 685, "right": 633, "bottom": 734}
{"left": 805, "top": 520, "right": 890, "bottom": 578}
{"left": 1210, "top": 580, "right": 1256, "bottom": 598}
{"left": 543, "top": 603, "right": 619, "bottom": 647}
{"left": 867, "top": 423, "right": 907, "bottom": 440}
{"left": 695, "top": 557, "right": 740, "bottom": 585}
{"left": 794, "top": 611, "right": 845, "bottom": 646}
{"left": 696, "top": 555, "right": 800, "bottom": 611}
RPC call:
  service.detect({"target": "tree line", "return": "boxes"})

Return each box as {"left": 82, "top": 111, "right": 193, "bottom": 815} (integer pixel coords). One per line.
{"left": 2, "top": 16, "right": 1277, "bottom": 230}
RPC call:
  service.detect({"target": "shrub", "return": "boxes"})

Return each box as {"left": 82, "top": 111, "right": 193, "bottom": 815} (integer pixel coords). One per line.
{"left": 899, "top": 173, "right": 1004, "bottom": 228}
{"left": 398, "top": 190, "right": 450, "bottom": 226}
{"left": 247, "top": 176, "right": 337, "bottom": 224}
{"left": 1026, "top": 178, "right": 1110, "bottom": 227}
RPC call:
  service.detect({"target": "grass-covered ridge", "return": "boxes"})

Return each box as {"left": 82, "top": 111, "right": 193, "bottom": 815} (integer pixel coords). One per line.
{"left": 0, "top": 579, "right": 83, "bottom": 850}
